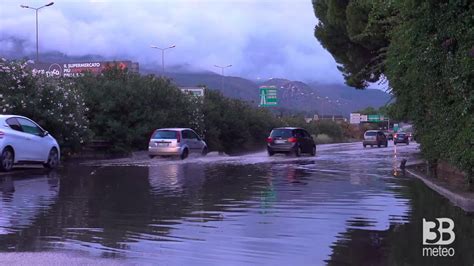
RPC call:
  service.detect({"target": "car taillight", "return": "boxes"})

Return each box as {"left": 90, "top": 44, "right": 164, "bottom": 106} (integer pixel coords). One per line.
{"left": 0, "top": 131, "right": 3, "bottom": 138}
{"left": 394, "top": 134, "right": 398, "bottom": 138}
{"left": 176, "top": 132, "right": 181, "bottom": 143}
{"left": 266, "top": 137, "right": 273, "bottom": 143}
{"left": 288, "top": 137, "right": 297, "bottom": 143}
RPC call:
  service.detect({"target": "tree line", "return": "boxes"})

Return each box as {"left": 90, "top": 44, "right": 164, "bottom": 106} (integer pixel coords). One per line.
{"left": 313, "top": 0, "right": 473, "bottom": 188}
{"left": 0, "top": 59, "right": 357, "bottom": 157}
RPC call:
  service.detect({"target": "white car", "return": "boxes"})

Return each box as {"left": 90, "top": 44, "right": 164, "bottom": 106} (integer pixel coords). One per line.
{"left": 0, "top": 115, "right": 60, "bottom": 171}
{"left": 148, "top": 128, "right": 207, "bottom": 159}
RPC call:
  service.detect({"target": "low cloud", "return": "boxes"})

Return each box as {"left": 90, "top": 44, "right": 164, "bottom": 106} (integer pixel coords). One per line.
{"left": 0, "top": 0, "right": 344, "bottom": 83}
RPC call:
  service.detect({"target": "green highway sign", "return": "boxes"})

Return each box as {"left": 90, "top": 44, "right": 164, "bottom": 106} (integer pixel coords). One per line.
{"left": 259, "top": 86, "right": 278, "bottom": 107}
{"left": 367, "top": 114, "right": 385, "bottom": 122}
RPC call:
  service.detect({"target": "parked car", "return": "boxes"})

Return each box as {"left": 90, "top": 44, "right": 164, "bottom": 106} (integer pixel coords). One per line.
{"left": 266, "top": 127, "right": 316, "bottom": 156}
{"left": 363, "top": 130, "right": 388, "bottom": 148}
{"left": 394, "top": 132, "right": 410, "bottom": 145}
{"left": 0, "top": 115, "right": 60, "bottom": 171}
{"left": 148, "top": 128, "right": 207, "bottom": 159}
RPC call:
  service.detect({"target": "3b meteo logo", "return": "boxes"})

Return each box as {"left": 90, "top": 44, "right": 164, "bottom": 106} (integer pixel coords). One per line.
{"left": 422, "top": 218, "right": 455, "bottom": 257}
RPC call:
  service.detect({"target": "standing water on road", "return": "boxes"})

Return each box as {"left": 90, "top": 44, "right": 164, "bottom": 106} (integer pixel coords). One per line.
{"left": 0, "top": 143, "right": 472, "bottom": 265}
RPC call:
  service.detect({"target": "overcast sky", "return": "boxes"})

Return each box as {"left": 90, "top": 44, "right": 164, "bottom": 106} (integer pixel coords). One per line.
{"left": 0, "top": 0, "right": 344, "bottom": 83}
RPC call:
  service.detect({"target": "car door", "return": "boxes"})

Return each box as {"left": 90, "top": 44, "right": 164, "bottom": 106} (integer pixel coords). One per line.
{"left": 181, "top": 130, "right": 191, "bottom": 151}
{"left": 302, "top": 130, "right": 313, "bottom": 151}
{"left": 5, "top": 118, "right": 29, "bottom": 161}
{"left": 187, "top": 130, "right": 202, "bottom": 152}
{"left": 17, "top": 118, "right": 48, "bottom": 161}
{"left": 294, "top": 129, "right": 306, "bottom": 151}
{"left": 377, "top": 131, "right": 386, "bottom": 144}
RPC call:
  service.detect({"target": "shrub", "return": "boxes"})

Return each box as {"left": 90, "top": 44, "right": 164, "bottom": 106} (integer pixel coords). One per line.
{"left": 202, "top": 90, "right": 278, "bottom": 153}
{"left": 0, "top": 59, "right": 90, "bottom": 154}
{"left": 76, "top": 67, "right": 198, "bottom": 153}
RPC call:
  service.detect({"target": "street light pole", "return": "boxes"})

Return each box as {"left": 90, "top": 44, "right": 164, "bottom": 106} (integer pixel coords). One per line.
{"left": 150, "top": 44, "right": 176, "bottom": 77}
{"left": 214, "top": 64, "right": 232, "bottom": 91}
{"left": 20, "top": 2, "right": 54, "bottom": 63}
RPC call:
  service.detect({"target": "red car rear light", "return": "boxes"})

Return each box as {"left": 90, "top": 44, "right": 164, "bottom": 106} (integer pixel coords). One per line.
{"left": 288, "top": 137, "right": 297, "bottom": 143}
{"left": 0, "top": 131, "right": 4, "bottom": 139}
{"left": 176, "top": 132, "right": 181, "bottom": 143}
{"left": 266, "top": 137, "right": 273, "bottom": 143}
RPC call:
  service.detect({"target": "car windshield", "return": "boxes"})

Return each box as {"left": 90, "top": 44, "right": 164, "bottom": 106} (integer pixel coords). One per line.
{"left": 270, "top": 129, "right": 293, "bottom": 138}
{"left": 153, "top": 130, "right": 177, "bottom": 139}
{"left": 365, "top": 131, "right": 377, "bottom": 136}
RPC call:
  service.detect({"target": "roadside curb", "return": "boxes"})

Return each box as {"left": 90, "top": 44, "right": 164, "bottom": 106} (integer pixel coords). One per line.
{"left": 405, "top": 167, "right": 474, "bottom": 213}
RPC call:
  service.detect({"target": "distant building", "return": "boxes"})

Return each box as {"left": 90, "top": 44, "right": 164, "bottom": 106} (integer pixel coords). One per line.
{"left": 179, "top": 86, "right": 205, "bottom": 97}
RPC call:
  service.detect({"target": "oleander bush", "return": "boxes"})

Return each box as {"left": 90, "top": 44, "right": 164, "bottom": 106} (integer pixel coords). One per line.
{"left": 0, "top": 58, "right": 90, "bottom": 153}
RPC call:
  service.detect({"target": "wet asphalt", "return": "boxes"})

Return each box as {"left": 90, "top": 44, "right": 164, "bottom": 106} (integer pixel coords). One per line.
{"left": 0, "top": 142, "right": 472, "bottom": 265}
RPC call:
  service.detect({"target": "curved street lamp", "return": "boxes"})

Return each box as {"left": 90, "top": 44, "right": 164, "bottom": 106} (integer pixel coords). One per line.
{"left": 20, "top": 2, "right": 55, "bottom": 62}
{"left": 150, "top": 44, "right": 176, "bottom": 77}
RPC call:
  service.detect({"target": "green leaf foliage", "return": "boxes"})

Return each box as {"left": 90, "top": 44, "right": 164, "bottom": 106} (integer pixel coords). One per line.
{"left": 76, "top": 67, "right": 197, "bottom": 153}
{"left": 313, "top": 0, "right": 474, "bottom": 186}
{"left": 0, "top": 59, "right": 90, "bottom": 154}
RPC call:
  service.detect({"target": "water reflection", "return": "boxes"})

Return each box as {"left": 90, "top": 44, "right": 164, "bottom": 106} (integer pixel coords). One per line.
{"left": 0, "top": 143, "right": 472, "bottom": 265}
{"left": 0, "top": 171, "right": 59, "bottom": 236}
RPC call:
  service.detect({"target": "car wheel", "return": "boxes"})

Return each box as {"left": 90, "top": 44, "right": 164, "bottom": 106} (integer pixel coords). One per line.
{"left": 311, "top": 146, "right": 316, "bottom": 156}
{"left": 180, "top": 148, "right": 189, "bottom": 160}
{"left": 377, "top": 143, "right": 381, "bottom": 148}
{"left": 201, "top": 146, "right": 208, "bottom": 156}
{"left": 44, "top": 148, "right": 59, "bottom": 169}
{"left": 294, "top": 146, "right": 301, "bottom": 157}
{"left": 0, "top": 147, "right": 14, "bottom": 172}
{"left": 267, "top": 149, "right": 275, "bottom": 156}
{"left": 385, "top": 142, "right": 388, "bottom": 147}
{"left": 363, "top": 144, "right": 366, "bottom": 148}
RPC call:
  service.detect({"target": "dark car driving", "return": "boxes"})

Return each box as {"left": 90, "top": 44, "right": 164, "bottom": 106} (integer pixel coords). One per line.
{"left": 394, "top": 132, "right": 410, "bottom": 145}
{"left": 266, "top": 127, "right": 316, "bottom": 156}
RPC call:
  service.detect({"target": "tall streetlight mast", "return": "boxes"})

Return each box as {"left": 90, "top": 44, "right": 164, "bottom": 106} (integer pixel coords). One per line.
{"left": 20, "top": 2, "right": 54, "bottom": 63}
{"left": 150, "top": 44, "right": 176, "bottom": 77}
{"left": 214, "top": 64, "right": 232, "bottom": 91}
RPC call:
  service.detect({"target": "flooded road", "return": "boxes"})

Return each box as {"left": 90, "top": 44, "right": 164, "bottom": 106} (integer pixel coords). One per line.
{"left": 0, "top": 142, "right": 473, "bottom": 265}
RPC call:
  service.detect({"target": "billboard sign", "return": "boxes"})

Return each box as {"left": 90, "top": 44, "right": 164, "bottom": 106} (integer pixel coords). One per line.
{"left": 30, "top": 61, "right": 133, "bottom": 77}
{"left": 350, "top": 113, "right": 361, "bottom": 124}
{"left": 259, "top": 86, "right": 278, "bottom": 107}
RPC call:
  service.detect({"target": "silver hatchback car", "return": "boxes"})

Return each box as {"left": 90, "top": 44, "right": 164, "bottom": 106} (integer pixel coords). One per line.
{"left": 148, "top": 128, "right": 208, "bottom": 159}
{"left": 0, "top": 115, "right": 60, "bottom": 171}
